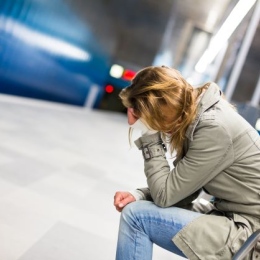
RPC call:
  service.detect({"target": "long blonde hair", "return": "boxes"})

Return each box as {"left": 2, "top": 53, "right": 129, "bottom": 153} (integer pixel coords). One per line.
{"left": 119, "top": 66, "right": 209, "bottom": 157}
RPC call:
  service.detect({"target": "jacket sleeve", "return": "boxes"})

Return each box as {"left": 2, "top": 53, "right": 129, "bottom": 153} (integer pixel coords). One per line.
{"left": 134, "top": 121, "right": 234, "bottom": 208}
{"left": 137, "top": 187, "right": 202, "bottom": 207}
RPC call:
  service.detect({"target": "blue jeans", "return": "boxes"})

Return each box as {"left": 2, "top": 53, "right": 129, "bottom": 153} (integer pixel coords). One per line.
{"left": 116, "top": 201, "right": 202, "bottom": 260}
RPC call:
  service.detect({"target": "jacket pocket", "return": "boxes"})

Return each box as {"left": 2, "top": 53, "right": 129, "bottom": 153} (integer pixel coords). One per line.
{"left": 228, "top": 214, "right": 252, "bottom": 257}
{"left": 229, "top": 224, "right": 248, "bottom": 254}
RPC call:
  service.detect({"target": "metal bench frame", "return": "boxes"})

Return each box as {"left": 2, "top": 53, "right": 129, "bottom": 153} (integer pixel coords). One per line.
{"left": 232, "top": 230, "right": 260, "bottom": 260}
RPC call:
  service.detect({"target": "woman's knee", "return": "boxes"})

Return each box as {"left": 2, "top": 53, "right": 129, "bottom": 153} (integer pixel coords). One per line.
{"left": 121, "top": 201, "right": 143, "bottom": 219}
{"left": 120, "top": 201, "right": 153, "bottom": 223}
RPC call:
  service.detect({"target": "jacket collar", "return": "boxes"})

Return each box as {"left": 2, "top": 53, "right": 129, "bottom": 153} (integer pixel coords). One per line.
{"left": 185, "top": 82, "right": 222, "bottom": 140}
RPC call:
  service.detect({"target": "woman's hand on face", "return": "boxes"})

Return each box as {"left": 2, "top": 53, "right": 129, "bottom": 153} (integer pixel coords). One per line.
{"left": 127, "top": 108, "right": 138, "bottom": 125}
{"left": 114, "top": 191, "right": 136, "bottom": 212}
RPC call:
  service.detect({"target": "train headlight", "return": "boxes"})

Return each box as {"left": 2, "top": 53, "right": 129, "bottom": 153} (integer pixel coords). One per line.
{"left": 110, "top": 64, "right": 124, "bottom": 78}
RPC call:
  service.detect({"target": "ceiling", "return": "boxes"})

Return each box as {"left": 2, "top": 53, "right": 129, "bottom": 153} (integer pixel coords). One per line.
{"left": 67, "top": 0, "right": 260, "bottom": 103}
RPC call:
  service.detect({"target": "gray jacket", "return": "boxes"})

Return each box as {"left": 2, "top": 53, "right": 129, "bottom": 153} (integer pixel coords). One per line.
{"left": 134, "top": 83, "right": 260, "bottom": 259}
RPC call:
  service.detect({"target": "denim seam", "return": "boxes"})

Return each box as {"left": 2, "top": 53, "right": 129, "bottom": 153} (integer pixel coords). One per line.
{"left": 139, "top": 217, "right": 193, "bottom": 228}
{"left": 134, "top": 229, "right": 152, "bottom": 260}
{"left": 134, "top": 230, "right": 138, "bottom": 260}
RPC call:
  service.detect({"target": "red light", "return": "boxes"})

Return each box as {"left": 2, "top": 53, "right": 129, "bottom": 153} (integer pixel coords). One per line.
{"left": 122, "top": 70, "right": 136, "bottom": 81}
{"left": 105, "top": 84, "right": 114, "bottom": 93}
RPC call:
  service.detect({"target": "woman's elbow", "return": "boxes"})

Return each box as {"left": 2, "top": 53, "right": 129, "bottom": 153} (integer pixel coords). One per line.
{"left": 152, "top": 191, "right": 174, "bottom": 208}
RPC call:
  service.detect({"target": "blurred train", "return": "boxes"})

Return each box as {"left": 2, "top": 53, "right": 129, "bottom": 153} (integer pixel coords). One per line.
{"left": 0, "top": 0, "right": 134, "bottom": 112}
{"left": 1, "top": 0, "right": 259, "bottom": 134}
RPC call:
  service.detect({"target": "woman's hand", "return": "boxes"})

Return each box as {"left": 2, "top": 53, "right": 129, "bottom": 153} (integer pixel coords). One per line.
{"left": 127, "top": 108, "right": 138, "bottom": 125}
{"left": 114, "top": 191, "right": 136, "bottom": 212}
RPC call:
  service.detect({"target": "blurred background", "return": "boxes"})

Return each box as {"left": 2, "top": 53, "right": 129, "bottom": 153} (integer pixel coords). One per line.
{"left": 0, "top": 0, "right": 260, "bottom": 259}
{"left": 0, "top": 0, "right": 260, "bottom": 123}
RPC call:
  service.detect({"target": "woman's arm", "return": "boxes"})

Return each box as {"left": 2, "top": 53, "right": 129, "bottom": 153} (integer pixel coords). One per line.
{"left": 135, "top": 122, "right": 234, "bottom": 207}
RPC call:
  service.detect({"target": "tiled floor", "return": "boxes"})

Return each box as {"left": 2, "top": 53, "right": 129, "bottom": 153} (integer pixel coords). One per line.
{"left": 0, "top": 94, "right": 185, "bottom": 260}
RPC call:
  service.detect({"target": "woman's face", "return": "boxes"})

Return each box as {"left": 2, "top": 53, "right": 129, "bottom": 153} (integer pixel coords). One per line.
{"left": 127, "top": 108, "right": 138, "bottom": 125}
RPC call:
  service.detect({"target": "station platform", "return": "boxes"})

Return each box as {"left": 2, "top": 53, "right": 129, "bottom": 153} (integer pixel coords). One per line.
{"left": 0, "top": 94, "right": 185, "bottom": 260}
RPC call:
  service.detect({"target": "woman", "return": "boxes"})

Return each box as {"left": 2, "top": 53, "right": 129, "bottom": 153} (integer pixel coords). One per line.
{"left": 113, "top": 66, "right": 260, "bottom": 260}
